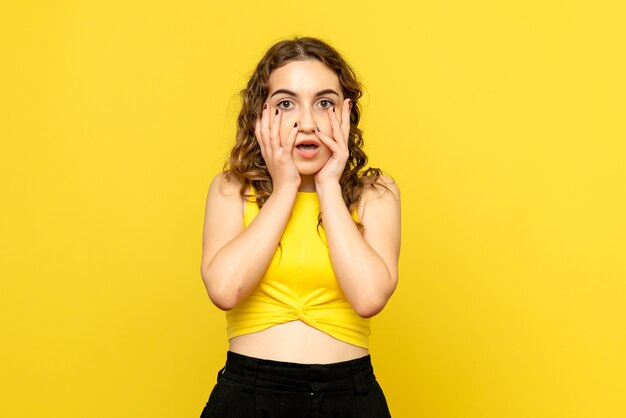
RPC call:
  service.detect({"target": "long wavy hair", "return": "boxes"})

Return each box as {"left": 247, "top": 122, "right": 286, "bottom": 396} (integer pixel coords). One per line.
{"left": 224, "top": 36, "right": 383, "bottom": 223}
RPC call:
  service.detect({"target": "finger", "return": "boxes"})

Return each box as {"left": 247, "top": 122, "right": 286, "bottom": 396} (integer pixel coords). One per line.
{"left": 255, "top": 115, "right": 261, "bottom": 140}
{"left": 270, "top": 108, "right": 281, "bottom": 150}
{"left": 261, "top": 103, "right": 270, "bottom": 149}
{"left": 341, "top": 99, "right": 351, "bottom": 142}
{"left": 284, "top": 121, "right": 299, "bottom": 153}
{"left": 315, "top": 126, "right": 342, "bottom": 154}
{"left": 255, "top": 116, "right": 268, "bottom": 162}
{"left": 327, "top": 106, "right": 346, "bottom": 150}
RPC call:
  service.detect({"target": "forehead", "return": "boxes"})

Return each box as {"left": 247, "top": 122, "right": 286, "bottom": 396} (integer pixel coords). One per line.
{"left": 267, "top": 60, "right": 341, "bottom": 95}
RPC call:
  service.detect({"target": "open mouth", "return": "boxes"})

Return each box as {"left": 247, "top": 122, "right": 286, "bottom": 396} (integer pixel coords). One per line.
{"left": 296, "top": 143, "right": 319, "bottom": 152}
{"left": 294, "top": 140, "right": 320, "bottom": 158}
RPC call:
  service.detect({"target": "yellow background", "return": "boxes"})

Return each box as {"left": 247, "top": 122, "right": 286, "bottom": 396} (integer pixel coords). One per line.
{"left": 1, "top": 1, "right": 625, "bottom": 417}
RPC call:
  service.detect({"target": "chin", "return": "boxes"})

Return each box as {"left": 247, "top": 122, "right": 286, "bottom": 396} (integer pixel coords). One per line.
{"left": 294, "top": 161, "right": 329, "bottom": 176}
{"left": 296, "top": 167, "right": 324, "bottom": 176}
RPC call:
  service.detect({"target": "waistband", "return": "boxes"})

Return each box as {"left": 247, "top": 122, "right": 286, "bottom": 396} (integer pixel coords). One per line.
{"left": 219, "top": 351, "right": 376, "bottom": 394}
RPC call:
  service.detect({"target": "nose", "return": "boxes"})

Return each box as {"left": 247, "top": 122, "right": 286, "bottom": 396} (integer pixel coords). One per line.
{"left": 297, "top": 104, "right": 317, "bottom": 133}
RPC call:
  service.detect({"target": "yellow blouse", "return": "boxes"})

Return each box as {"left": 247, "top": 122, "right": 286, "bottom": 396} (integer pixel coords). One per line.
{"left": 225, "top": 190, "right": 371, "bottom": 349}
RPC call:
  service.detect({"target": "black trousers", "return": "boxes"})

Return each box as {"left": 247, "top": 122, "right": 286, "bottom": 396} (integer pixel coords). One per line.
{"left": 200, "top": 351, "right": 392, "bottom": 418}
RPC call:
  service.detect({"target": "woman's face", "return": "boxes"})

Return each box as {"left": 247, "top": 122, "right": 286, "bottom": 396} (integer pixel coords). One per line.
{"left": 265, "top": 59, "right": 345, "bottom": 177}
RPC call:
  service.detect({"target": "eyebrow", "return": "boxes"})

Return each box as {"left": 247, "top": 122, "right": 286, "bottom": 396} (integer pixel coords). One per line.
{"left": 269, "top": 88, "right": 340, "bottom": 98}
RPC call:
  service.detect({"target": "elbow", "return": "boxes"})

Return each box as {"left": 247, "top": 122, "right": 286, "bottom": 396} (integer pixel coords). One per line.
{"left": 352, "top": 298, "right": 387, "bottom": 318}
{"left": 208, "top": 290, "right": 238, "bottom": 311}
{"left": 351, "top": 276, "right": 398, "bottom": 318}
{"left": 201, "top": 267, "right": 240, "bottom": 311}
{"left": 354, "top": 305, "right": 384, "bottom": 319}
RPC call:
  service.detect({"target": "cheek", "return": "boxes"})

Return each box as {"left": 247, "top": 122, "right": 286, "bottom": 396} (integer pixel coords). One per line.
{"left": 319, "top": 119, "right": 334, "bottom": 136}
{"left": 280, "top": 120, "right": 295, "bottom": 139}
{"left": 323, "top": 110, "right": 340, "bottom": 129}
{"left": 317, "top": 140, "right": 332, "bottom": 155}
{"left": 279, "top": 112, "right": 296, "bottom": 127}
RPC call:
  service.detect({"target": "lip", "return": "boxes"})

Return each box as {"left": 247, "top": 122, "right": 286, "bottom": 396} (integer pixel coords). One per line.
{"left": 295, "top": 138, "right": 320, "bottom": 147}
{"left": 294, "top": 138, "right": 321, "bottom": 159}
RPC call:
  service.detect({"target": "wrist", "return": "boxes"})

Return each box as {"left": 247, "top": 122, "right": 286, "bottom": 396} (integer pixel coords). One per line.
{"left": 272, "top": 180, "right": 301, "bottom": 196}
{"left": 315, "top": 182, "right": 342, "bottom": 203}
{"left": 314, "top": 175, "right": 340, "bottom": 189}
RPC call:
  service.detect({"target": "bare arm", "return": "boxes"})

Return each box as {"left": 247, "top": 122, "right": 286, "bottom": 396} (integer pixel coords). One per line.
{"left": 313, "top": 99, "right": 401, "bottom": 317}
{"left": 317, "top": 177, "right": 401, "bottom": 317}
{"left": 200, "top": 173, "right": 298, "bottom": 310}
{"left": 201, "top": 104, "right": 300, "bottom": 310}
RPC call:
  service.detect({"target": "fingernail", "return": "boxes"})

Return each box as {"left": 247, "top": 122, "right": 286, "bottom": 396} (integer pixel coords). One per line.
{"left": 316, "top": 126, "right": 320, "bottom": 132}
{"left": 263, "top": 103, "right": 268, "bottom": 110}
{"left": 294, "top": 122, "right": 298, "bottom": 127}
{"left": 275, "top": 109, "right": 279, "bottom": 115}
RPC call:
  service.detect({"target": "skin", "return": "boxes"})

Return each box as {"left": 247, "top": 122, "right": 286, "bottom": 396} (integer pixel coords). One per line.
{"left": 259, "top": 59, "right": 342, "bottom": 192}
{"left": 200, "top": 60, "right": 401, "bottom": 364}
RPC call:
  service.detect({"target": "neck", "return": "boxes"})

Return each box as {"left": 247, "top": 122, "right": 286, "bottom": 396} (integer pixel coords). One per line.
{"left": 298, "top": 175, "right": 316, "bottom": 192}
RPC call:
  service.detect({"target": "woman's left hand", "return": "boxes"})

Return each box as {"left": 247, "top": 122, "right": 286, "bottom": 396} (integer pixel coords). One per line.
{"left": 314, "top": 98, "right": 352, "bottom": 187}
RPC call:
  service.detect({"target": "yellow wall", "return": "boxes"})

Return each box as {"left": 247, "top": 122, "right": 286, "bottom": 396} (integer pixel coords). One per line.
{"left": 1, "top": 1, "right": 625, "bottom": 417}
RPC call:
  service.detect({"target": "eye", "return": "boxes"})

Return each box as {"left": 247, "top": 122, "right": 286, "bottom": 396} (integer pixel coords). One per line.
{"left": 277, "top": 100, "right": 293, "bottom": 109}
{"left": 319, "top": 99, "right": 334, "bottom": 109}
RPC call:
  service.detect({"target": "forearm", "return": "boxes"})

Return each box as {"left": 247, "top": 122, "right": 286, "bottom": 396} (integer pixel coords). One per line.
{"left": 317, "top": 183, "right": 394, "bottom": 317}
{"left": 202, "top": 186, "right": 298, "bottom": 309}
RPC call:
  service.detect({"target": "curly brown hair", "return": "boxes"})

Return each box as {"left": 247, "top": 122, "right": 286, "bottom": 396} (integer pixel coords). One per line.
{"left": 224, "top": 36, "right": 383, "bottom": 219}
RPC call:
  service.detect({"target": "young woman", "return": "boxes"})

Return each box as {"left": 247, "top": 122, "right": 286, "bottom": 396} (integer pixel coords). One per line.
{"left": 200, "top": 37, "right": 401, "bottom": 417}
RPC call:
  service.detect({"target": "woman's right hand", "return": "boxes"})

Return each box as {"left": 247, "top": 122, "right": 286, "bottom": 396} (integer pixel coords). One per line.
{"left": 255, "top": 104, "right": 300, "bottom": 192}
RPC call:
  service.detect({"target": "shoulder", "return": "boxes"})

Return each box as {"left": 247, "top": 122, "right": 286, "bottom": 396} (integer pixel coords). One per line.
{"left": 361, "top": 173, "right": 400, "bottom": 204}
{"left": 356, "top": 173, "right": 400, "bottom": 223}
{"left": 208, "top": 171, "right": 243, "bottom": 200}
